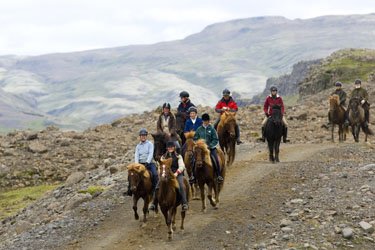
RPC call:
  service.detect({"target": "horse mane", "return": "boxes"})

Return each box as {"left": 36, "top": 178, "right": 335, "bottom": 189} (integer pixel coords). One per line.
{"left": 126, "top": 163, "right": 150, "bottom": 179}
{"left": 330, "top": 94, "right": 340, "bottom": 105}
{"left": 218, "top": 111, "right": 237, "bottom": 130}
{"left": 152, "top": 132, "right": 169, "bottom": 142}
{"left": 159, "top": 158, "right": 179, "bottom": 188}
{"left": 184, "top": 131, "right": 195, "bottom": 139}
{"left": 194, "top": 139, "right": 212, "bottom": 167}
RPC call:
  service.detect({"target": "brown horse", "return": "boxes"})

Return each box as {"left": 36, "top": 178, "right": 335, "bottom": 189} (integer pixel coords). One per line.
{"left": 175, "top": 112, "right": 187, "bottom": 146}
{"left": 182, "top": 131, "right": 199, "bottom": 200}
{"left": 348, "top": 97, "right": 373, "bottom": 142}
{"left": 329, "top": 95, "right": 348, "bottom": 142}
{"left": 217, "top": 111, "right": 237, "bottom": 166}
{"left": 193, "top": 139, "right": 226, "bottom": 212}
{"left": 126, "top": 163, "right": 153, "bottom": 223}
{"left": 158, "top": 158, "right": 190, "bottom": 240}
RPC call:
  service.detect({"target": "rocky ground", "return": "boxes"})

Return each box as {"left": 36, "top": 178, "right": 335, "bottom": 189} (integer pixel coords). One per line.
{"left": 1, "top": 82, "right": 375, "bottom": 249}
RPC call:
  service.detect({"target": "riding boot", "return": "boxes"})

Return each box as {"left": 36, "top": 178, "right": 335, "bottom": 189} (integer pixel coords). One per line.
{"left": 149, "top": 188, "right": 159, "bottom": 211}
{"left": 214, "top": 117, "right": 220, "bottom": 130}
{"left": 260, "top": 127, "right": 265, "bottom": 142}
{"left": 177, "top": 175, "right": 189, "bottom": 211}
{"left": 123, "top": 176, "right": 132, "bottom": 196}
{"left": 210, "top": 149, "right": 223, "bottom": 184}
{"left": 283, "top": 127, "right": 288, "bottom": 143}
{"left": 189, "top": 158, "right": 196, "bottom": 184}
{"left": 235, "top": 123, "right": 242, "bottom": 145}
{"left": 344, "top": 110, "right": 350, "bottom": 126}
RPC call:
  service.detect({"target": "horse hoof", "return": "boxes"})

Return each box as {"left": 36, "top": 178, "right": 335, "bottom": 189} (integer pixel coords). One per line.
{"left": 134, "top": 215, "right": 139, "bottom": 220}
{"left": 172, "top": 225, "right": 177, "bottom": 231}
{"left": 201, "top": 208, "right": 206, "bottom": 213}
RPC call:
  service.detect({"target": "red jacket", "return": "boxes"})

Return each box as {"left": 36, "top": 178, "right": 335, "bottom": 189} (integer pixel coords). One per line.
{"left": 215, "top": 97, "right": 238, "bottom": 115}
{"left": 264, "top": 95, "right": 284, "bottom": 115}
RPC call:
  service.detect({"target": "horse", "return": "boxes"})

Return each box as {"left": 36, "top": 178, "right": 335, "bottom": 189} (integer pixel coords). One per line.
{"left": 126, "top": 163, "right": 153, "bottom": 223}
{"left": 193, "top": 139, "right": 226, "bottom": 212}
{"left": 265, "top": 105, "right": 283, "bottom": 162}
{"left": 158, "top": 158, "right": 190, "bottom": 240}
{"left": 152, "top": 132, "right": 169, "bottom": 161}
{"left": 181, "top": 131, "right": 199, "bottom": 200}
{"left": 348, "top": 97, "right": 373, "bottom": 142}
{"left": 217, "top": 111, "right": 237, "bottom": 166}
{"left": 329, "top": 94, "right": 348, "bottom": 142}
{"left": 175, "top": 112, "right": 187, "bottom": 146}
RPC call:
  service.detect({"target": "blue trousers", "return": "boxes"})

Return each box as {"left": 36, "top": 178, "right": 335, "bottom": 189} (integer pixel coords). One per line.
{"left": 144, "top": 162, "right": 158, "bottom": 190}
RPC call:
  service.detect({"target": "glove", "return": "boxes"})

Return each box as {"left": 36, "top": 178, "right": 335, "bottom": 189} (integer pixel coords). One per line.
{"left": 361, "top": 99, "right": 366, "bottom": 105}
{"left": 144, "top": 162, "right": 149, "bottom": 167}
{"left": 266, "top": 113, "right": 269, "bottom": 117}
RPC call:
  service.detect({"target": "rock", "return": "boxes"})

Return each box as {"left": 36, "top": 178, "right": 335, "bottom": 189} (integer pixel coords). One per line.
{"left": 15, "top": 220, "right": 33, "bottom": 234}
{"left": 282, "top": 234, "right": 290, "bottom": 241}
{"left": 28, "top": 141, "right": 48, "bottom": 153}
{"left": 289, "top": 212, "right": 299, "bottom": 221}
{"left": 290, "top": 199, "right": 304, "bottom": 204}
{"left": 65, "top": 193, "right": 92, "bottom": 210}
{"left": 359, "top": 164, "right": 375, "bottom": 171}
{"left": 281, "top": 227, "right": 293, "bottom": 233}
{"left": 103, "top": 159, "right": 111, "bottom": 168}
{"left": 26, "top": 132, "right": 38, "bottom": 141}
{"left": 65, "top": 172, "right": 85, "bottom": 186}
{"left": 248, "top": 224, "right": 255, "bottom": 231}
{"left": 359, "top": 221, "right": 374, "bottom": 233}
{"left": 342, "top": 228, "right": 353, "bottom": 239}
{"left": 111, "top": 119, "right": 122, "bottom": 127}
{"left": 60, "top": 140, "right": 70, "bottom": 147}
{"left": 280, "top": 219, "right": 293, "bottom": 228}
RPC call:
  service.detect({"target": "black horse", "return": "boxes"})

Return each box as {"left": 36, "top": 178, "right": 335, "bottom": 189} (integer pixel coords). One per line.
{"left": 175, "top": 112, "right": 187, "bottom": 146}
{"left": 152, "top": 132, "right": 169, "bottom": 161}
{"left": 265, "top": 105, "right": 284, "bottom": 163}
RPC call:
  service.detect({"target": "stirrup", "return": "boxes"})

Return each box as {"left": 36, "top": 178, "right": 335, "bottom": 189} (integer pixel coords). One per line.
{"left": 217, "top": 176, "right": 224, "bottom": 184}
{"left": 123, "top": 190, "right": 132, "bottom": 197}
{"left": 236, "top": 139, "right": 243, "bottom": 145}
{"left": 149, "top": 203, "right": 157, "bottom": 211}
{"left": 189, "top": 176, "right": 196, "bottom": 184}
{"left": 182, "top": 204, "right": 189, "bottom": 211}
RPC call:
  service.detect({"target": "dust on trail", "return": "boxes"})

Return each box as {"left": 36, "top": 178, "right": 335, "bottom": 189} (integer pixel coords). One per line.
{"left": 68, "top": 143, "right": 337, "bottom": 250}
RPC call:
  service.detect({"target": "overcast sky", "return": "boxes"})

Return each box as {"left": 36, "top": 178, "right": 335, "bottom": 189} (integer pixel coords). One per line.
{"left": 0, "top": 0, "right": 373, "bottom": 56}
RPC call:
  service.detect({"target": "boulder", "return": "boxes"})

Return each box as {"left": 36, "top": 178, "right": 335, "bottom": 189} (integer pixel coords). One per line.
{"left": 26, "top": 132, "right": 38, "bottom": 141}
{"left": 65, "top": 172, "right": 85, "bottom": 186}
{"left": 28, "top": 141, "right": 48, "bottom": 153}
{"left": 65, "top": 193, "right": 92, "bottom": 210}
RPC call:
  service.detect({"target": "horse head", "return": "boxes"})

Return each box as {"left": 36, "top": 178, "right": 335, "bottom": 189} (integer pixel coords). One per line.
{"left": 329, "top": 94, "right": 340, "bottom": 111}
{"left": 152, "top": 133, "right": 168, "bottom": 161}
{"left": 193, "top": 139, "right": 211, "bottom": 169}
{"left": 126, "top": 163, "right": 148, "bottom": 193}
{"left": 175, "top": 112, "right": 187, "bottom": 134}
{"left": 158, "top": 158, "right": 173, "bottom": 181}
{"left": 270, "top": 105, "right": 283, "bottom": 126}
{"left": 220, "top": 111, "right": 237, "bottom": 138}
{"left": 184, "top": 131, "right": 195, "bottom": 160}
{"left": 349, "top": 97, "right": 361, "bottom": 112}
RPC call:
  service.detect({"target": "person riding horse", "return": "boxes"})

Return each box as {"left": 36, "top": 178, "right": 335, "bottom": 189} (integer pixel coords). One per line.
{"left": 149, "top": 141, "right": 189, "bottom": 212}
{"left": 214, "top": 88, "right": 242, "bottom": 145}
{"left": 156, "top": 102, "right": 180, "bottom": 148}
{"left": 184, "top": 106, "right": 203, "bottom": 133}
{"left": 261, "top": 86, "right": 289, "bottom": 143}
{"left": 345, "top": 79, "right": 370, "bottom": 127}
{"left": 177, "top": 91, "right": 196, "bottom": 119}
{"left": 192, "top": 113, "right": 224, "bottom": 184}
{"left": 124, "top": 129, "right": 158, "bottom": 197}
{"left": 323, "top": 82, "right": 348, "bottom": 128}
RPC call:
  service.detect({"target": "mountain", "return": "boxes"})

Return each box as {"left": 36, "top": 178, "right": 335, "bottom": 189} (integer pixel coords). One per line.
{"left": 2, "top": 14, "right": 375, "bottom": 129}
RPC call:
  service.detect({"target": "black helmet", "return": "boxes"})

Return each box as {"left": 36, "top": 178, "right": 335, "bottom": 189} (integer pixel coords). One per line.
{"left": 162, "top": 103, "right": 171, "bottom": 110}
{"left": 179, "top": 91, "right": 189, "bottom": 98}
{"left": 188, "top": 106, "right": 197, "bottom": 114}
{"left": 202, "top": 113, "right": 210, "bottom": 121}
{"left": 354, "top": 79, "right": 361, "bottom": 84}
{"left": 270, "top": 86, "right": 278, "bottom": 92}
{"left": 139, "top": 128, "right": 148, "bottom": 136}
{"left": 222, "top": 88, "right": 231, "bottom": 95}
{"left": 166, "top": 141, "right": 175, "bottom": 148}
{"left": 335, "top": 81, "right": 342, "bottom": 87}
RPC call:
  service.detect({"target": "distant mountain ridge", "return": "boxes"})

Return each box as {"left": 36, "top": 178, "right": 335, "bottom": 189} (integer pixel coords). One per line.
{"left": 1, "top": 13, "right": 375, "bottom": 130}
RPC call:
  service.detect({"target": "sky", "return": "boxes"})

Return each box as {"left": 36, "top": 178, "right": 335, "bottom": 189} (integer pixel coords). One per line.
{"left": 0, "top": 0, "right": 373, "bottom": 56}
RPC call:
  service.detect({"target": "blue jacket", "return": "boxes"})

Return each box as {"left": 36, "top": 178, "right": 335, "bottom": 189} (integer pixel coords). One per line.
{"left": 184, "top": 117, "right": 202, "bottom": 133}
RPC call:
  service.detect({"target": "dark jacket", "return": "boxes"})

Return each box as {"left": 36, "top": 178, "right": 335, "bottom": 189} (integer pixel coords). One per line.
{"left": 184, "top": 117, "right": 202, "bottom": 133}
{"left": 330, "top": 89, "right": 347, "bottom": 107}
{"left": 350, "top": 87, "right": 369, "bottom": 102}
{"left": 215, "top": 97, "right": 238, "bottom": 115}
{"left": 194, "top": 124, "right": 219, "bottom": 149}
{"left": 156, "top": 112, "right": 176, "bottom": 135}
{"left": 177, "top": 99, "right": 195, "bottom": 118}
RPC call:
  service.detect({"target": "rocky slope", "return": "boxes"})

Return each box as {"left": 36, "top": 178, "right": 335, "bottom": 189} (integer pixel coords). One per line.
{"left": 2, "top": 14, "right": 375, "bottom": 129}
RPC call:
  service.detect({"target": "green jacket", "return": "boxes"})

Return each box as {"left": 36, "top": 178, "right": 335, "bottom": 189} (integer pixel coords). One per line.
{"left": 350, "top": 87, "right": 369, "bottom": 102}
{"left": 193, "top": 124, "right": 219, "bottom": 149}
{"left": 331, "top": 89, "right": 347, "bottom": 106}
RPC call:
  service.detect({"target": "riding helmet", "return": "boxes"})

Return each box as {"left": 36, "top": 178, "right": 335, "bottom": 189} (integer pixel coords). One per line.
{"left": 138, "top": 128, "right": 148, "bottom": 136}
{"left": 188, "top": 106, "right": 198, "bottom": 114}
{"left": 335, "top": 81, "right": 342, "bottom": 87}
{"left": 202, "top": 113, "right": 210, "bottom": 121}
{"left": 166, "top": 141, "right": 175, "bottom": 148}
{"left": 179, "top": 91, "right": 190, "bottom": 98}
{"left": 222, "top": 88, "right": 231, "bottom": 95}
{"left": 354, "top": 79, "right": 361, "bottom": 84}
{"left": 270, "top": 86, "right": 278, "bottom": 92}
{"left": 162, "top": 102, "right": 171, "bottom": 110}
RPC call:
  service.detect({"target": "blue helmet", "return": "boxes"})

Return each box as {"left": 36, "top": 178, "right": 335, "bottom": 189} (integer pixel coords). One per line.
{"left": 187, "top": 106, "right": 197, "bottom": 114}
{"left": 335, "top": 81, "right": 342, "bottom": 87}
{"left": 179, "top": 91, "right": 189, "bottom": 98}
{"left": 354, "top": 79, "right": 361, "bottom": 84}
{"left": 270, "top": 86, "right": 278, "bottom": 92}
{"left": 139, "top": 128, "right": 148, "bottom": 136}
{"left": 222, "top": 89, "right": 231, "bottom": 95}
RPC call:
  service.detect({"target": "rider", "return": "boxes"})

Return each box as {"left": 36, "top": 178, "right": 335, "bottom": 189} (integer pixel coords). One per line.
{"left": 177, "top": 91, "right": 195, "bottom": 119}
{"left": 193, "top": 113, "right": 224, "bottom": 184}
{"left": 214, "top": 88, "right": 242, "bottom": 145}
{"left": 149, "top": 141, "right": 189, "bottom": 212}
{"left": 322, "top": 82, "right": 347, "bottom": 128}
{"left": 157, "top": 102, "right": 180, "bottom": 148}
{"left": 260, "top": 86, "right": 289, "bottom": 143}
{"left": 124, "top": 129, "right": 158, "bottom": 196}
{"left": 184, "top": 106, "right": 203, "bottom": 133}
{"left": 345, "top": 79, "right": 370, "bottom": 127}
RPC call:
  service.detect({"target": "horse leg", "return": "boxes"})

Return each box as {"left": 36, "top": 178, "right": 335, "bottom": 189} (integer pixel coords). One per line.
{"left": 355, "top": 126, "right": 360, "bottom": 143}
{"left": 142, "top": 196, "right": 149, "bottom": 223}
{"left": 268, "top": 140, "right": 274, "bottom": 162}
{"left": 331, "top": 123, "right": 335, "bottom": 142}
{"left": 193, "top": 183, "right": 200, "bottom": 200}
{"left": 133, "top": 196, "right": 139, "bottom": 220}
{"left": 172, "top": 207, "right": 177, "bottom": 231}
{"left": 338, "top": 125, "right": 342, "bottom": 142}
{"left": 207, "top": 182, "right": 217, "bottom": 208}
{"left": 275, "top": 139, "right": 281, "bottom": 162}
{"left": 167, "top": 207, "right": 174, "bottom": 240}
{"left": 199, "top": 183, "right": 206, "bottom": 212}
{"left": 180, "top": 210, "right": 186, "bottom": 231}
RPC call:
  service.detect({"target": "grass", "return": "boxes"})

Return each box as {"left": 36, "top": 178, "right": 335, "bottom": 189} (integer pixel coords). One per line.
{"left": 0, "top": 185, "right": 60, "bottom": 220}
{"left": 284, "top": 94, "right": 300, "bottom": 106}
{"left": 77, "top": 186, "right": 106, "bottom": 196}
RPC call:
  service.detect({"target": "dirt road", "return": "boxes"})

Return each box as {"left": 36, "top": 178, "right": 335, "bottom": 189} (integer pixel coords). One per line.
{"left": 70, "top": 143, "right": 337, "bottom": 250}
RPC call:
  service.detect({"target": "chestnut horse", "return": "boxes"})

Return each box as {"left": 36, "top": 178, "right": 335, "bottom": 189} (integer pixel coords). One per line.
{"left": 193, "top": 139, "right": 226, "bottom": 212}
{"left": 329, "top": 95, "right": 348, "bottom": 142}
{"left": 126, "top": 163, "right": 153, "bottom": 223}
{"left": 181, "top": 131, "right": 199, "bottom": 200}
{"left": 158, "top": 158, "right": 190, "bottom": 240}
{"left": 175, "top": 112, "right": 187, "bottom": 146}
{"left": 217, "top": 111, "right": 237, "bottom": 166}
{"left": 348, "top": 97, "right": 373, "bottom": 142}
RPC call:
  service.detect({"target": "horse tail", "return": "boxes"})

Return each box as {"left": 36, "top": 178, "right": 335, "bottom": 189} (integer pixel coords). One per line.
{"left": 362, "top": 125, "right": 374, "bottom": 135}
